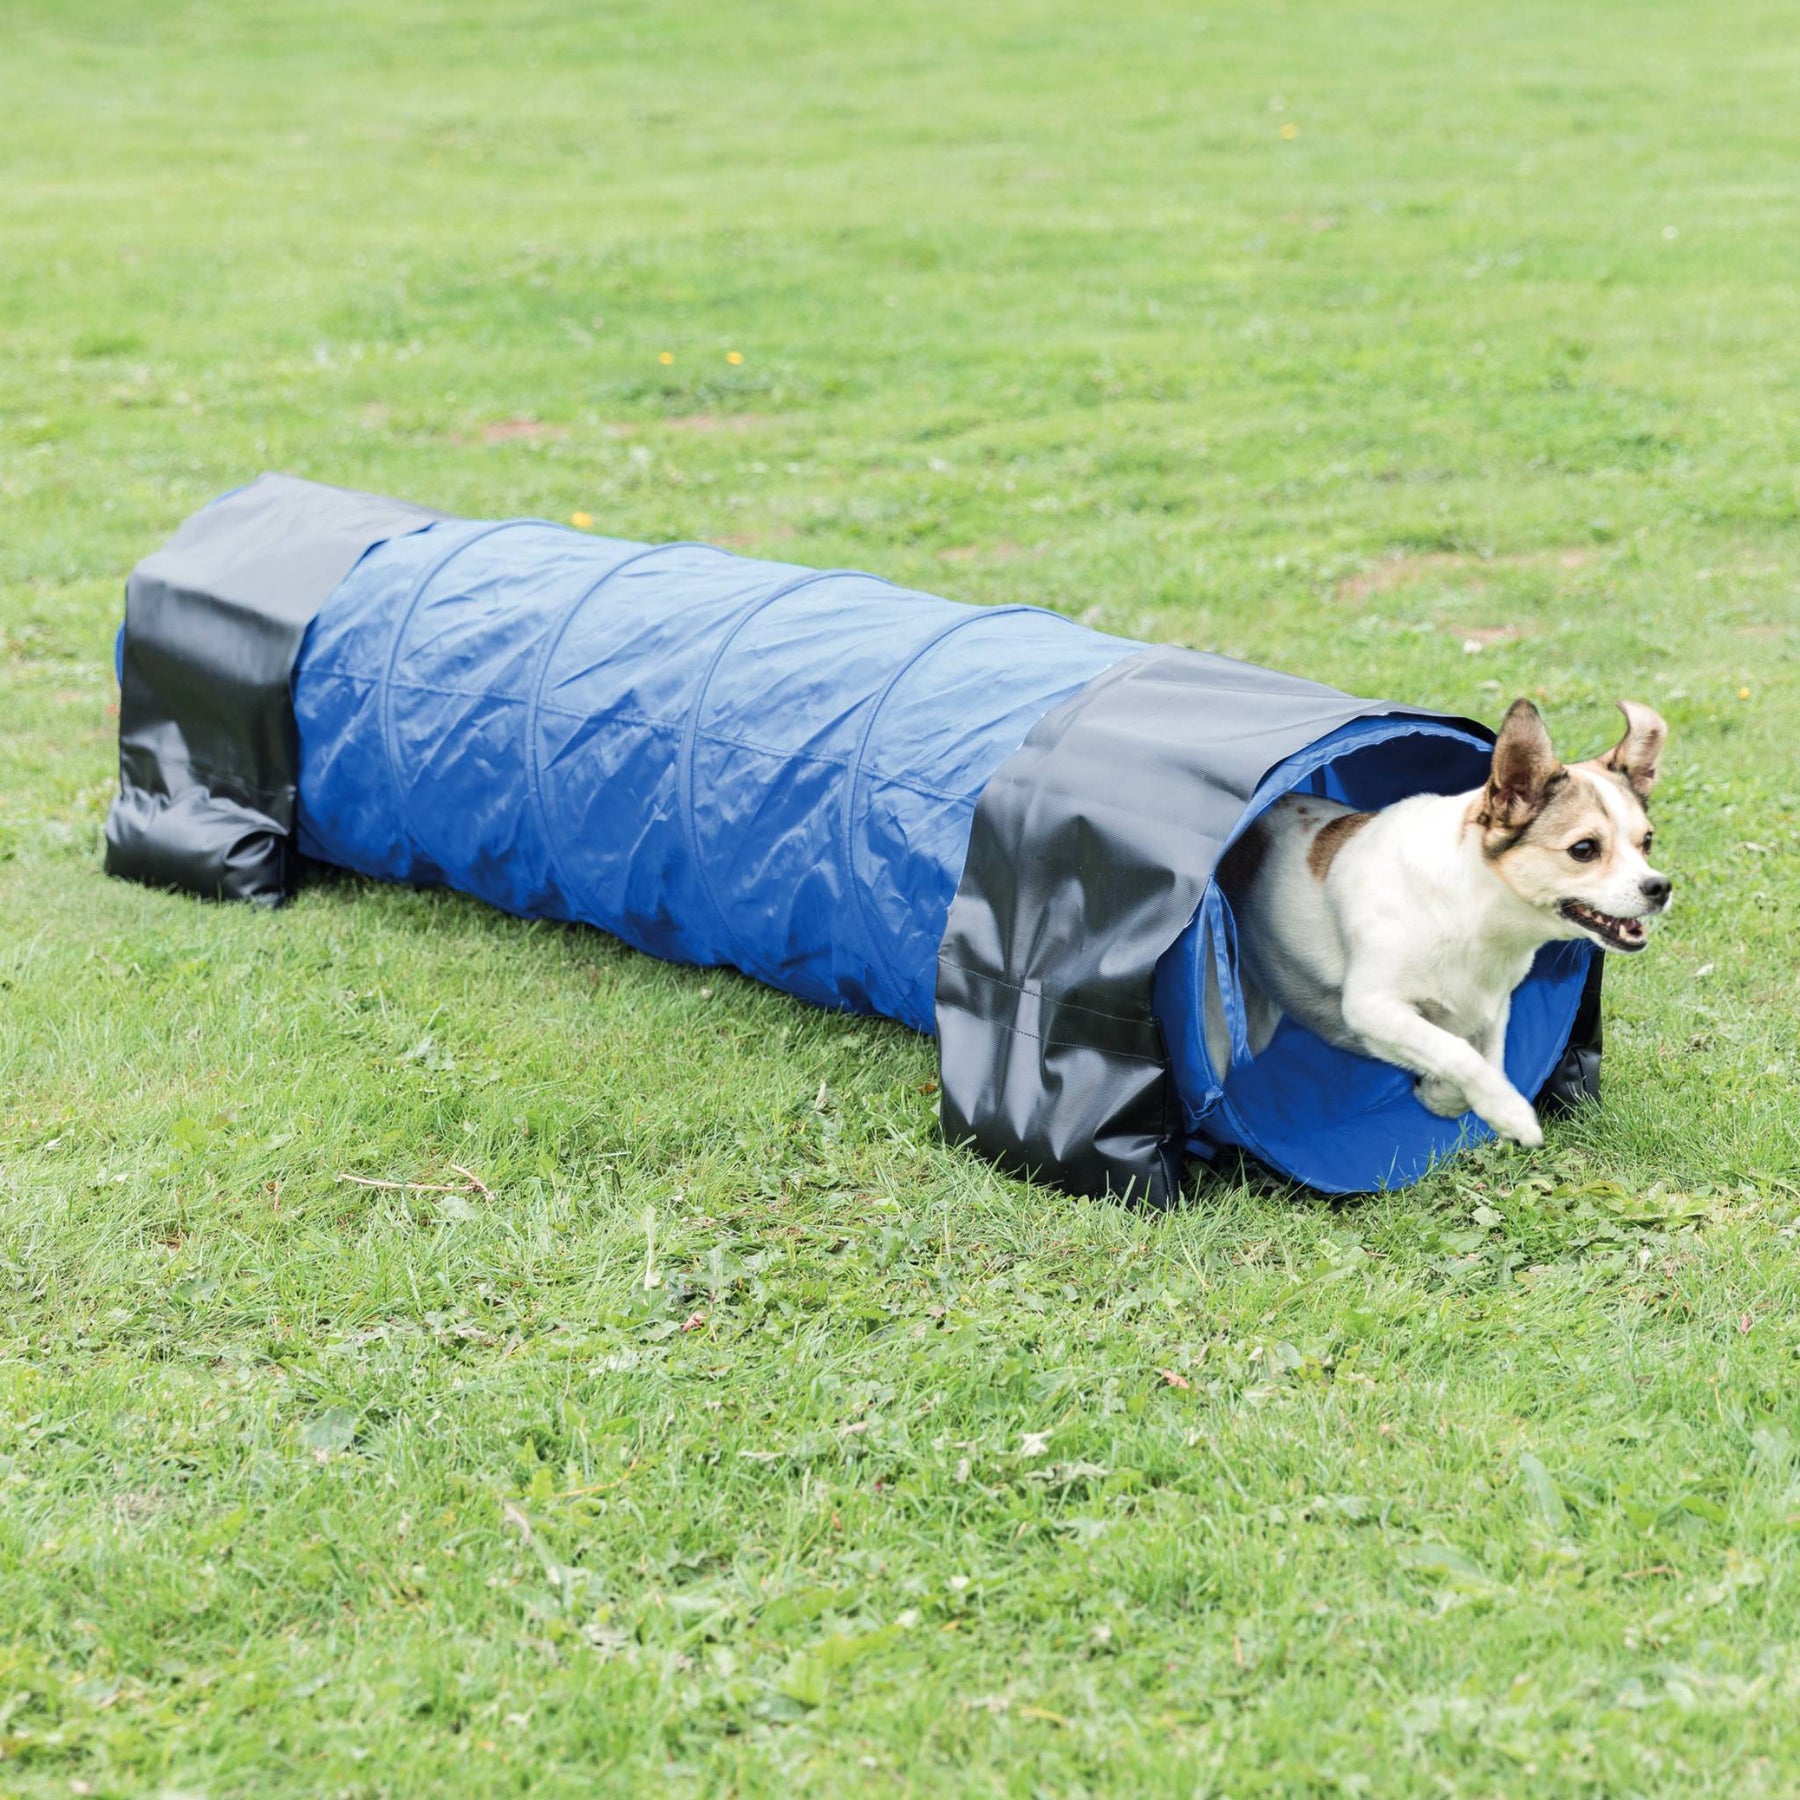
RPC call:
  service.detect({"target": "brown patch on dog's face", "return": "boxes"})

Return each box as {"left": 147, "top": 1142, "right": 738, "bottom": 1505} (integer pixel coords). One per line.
{"left": 1478, "top": 698, "right": 1673, "bottom": 951}
{"left": 1307, "top": 810, "right": 1373, "bottom": 879}
{"left": 1475, "top": 698, "right": 1564, "bottom": 847}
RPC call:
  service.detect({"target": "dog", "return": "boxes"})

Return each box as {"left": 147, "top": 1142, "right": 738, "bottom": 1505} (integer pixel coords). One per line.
{"left": 1203, "top": 697, "right": 1671, "bottom": 1148}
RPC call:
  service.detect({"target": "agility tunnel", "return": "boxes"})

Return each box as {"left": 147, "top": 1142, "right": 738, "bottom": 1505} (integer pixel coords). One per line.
{"left": 106, "top": 474, "right": 1600, "bottom": 1202}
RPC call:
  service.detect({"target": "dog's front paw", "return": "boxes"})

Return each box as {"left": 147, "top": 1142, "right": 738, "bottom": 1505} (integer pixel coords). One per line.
{"left": 1478, "top": 1087, "right": 1544, "bottom": 1149}
{"left": 1414, "top": 1074, "right": 1468, "bottom": 1118}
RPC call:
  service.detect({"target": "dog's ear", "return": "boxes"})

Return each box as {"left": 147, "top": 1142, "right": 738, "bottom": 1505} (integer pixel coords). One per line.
{"left": 1481, "top": 698, "right": 1561, "bottom": 831}
{"left": 1601, "top": 699, "right": 1667, "bottom": 799}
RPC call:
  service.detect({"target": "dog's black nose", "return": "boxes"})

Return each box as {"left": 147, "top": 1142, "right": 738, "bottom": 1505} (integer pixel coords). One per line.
{"left": 1640, "top": 874, "right": 1672, "bottom": 903}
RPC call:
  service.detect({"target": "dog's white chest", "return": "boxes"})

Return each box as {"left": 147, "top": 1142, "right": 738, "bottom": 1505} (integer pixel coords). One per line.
{"left": 1401, "top": 947, "right": 1526, "bottom": 1042}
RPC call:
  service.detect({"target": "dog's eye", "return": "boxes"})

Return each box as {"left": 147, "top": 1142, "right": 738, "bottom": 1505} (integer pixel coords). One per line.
{"left": 1642, "top": 832, "right": 1654, "bottom": 855}
{"left": 1567, "top": 838, "right": 1601, "bottom": 863}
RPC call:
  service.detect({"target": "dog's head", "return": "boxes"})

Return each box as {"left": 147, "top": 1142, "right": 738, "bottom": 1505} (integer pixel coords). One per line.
{"left": 1474, "top": 697, "right": 1672, "bottom": 952}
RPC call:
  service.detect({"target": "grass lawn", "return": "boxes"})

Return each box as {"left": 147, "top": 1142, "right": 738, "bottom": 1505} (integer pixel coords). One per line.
{"left": 4, "top": 0, "right": 1800, "bottom": 1791}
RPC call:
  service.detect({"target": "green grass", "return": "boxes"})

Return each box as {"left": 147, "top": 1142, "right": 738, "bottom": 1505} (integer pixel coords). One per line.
{"left": 3, "top": 0, "right": 1800, "bottom": 1792}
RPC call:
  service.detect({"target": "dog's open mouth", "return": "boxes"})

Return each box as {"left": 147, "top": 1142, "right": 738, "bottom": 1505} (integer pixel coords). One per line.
{"left": 1559, "top": 900, "right": 1649, "bottom": 951}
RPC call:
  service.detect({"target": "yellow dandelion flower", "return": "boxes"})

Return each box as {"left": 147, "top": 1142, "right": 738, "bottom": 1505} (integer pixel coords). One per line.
{"left": 658, "top": 351, "right": 674, "bottom": 366}
{"left": 1738, "top": 685, "right": 1752, "bottom": 700}
{"left": 726, "top": 350, "right": 744, "bottom": 365}
{"left": 570, "top": 511, "right": 594, "bottom": 530}
{"left": 1279, "top": 122, "right": 1299, "bottom": 140}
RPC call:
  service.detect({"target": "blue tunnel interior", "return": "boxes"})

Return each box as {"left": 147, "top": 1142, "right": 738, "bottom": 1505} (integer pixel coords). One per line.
{"left": 1155, "top": 719, "right": 1592, "bottom": 1194}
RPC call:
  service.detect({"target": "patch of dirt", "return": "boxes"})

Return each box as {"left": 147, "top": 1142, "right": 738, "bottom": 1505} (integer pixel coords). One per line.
{"left": 1457, "top": 624, "right": 1525, "bottom": 648}
{"left": 716, "top": 523, "right": 798, "bottom": 549}
{"left": 457, "top": 418, "right": 570, "bottom": 446}
{"left": 113, "top": 1489, "right": 165, "bottom": 1531}
{"left": 1337, "top": 547, "right": 1597, "bottom": 602}
{"left": 662, "top": 413, "right": 771, "bottom": 434}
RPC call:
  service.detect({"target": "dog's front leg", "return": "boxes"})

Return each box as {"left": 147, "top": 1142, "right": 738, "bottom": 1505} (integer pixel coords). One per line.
{"left": 1474, "top": 993, "right": 1512, "bottom": 1073}
{"left": 1416, "top": 998, "right": 1512, "bottom": 1120}
{"left": 1340, "top": 983, "right": 1543, "bottom": 1148}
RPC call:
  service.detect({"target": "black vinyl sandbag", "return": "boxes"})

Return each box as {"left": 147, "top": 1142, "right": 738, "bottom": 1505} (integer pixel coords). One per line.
{"left": 105, "top": 473, "right": 440, "bottom": 902}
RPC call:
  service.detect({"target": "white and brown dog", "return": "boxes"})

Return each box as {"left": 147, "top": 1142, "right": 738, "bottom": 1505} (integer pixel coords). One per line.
{"left": 1206, "top": 698, "right": 1671, "bottom": 1148}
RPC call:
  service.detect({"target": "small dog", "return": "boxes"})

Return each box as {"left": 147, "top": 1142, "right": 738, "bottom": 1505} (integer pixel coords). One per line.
{"left": 1205, "top": 698, "right": 1671, "bottom": 1148}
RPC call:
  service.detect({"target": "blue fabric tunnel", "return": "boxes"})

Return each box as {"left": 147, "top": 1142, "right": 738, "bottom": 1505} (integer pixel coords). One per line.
{"left": 106, "top": 475, "right": 1598, "bottom": 1201}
